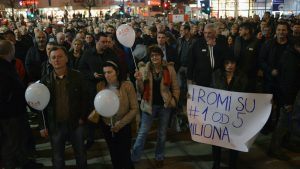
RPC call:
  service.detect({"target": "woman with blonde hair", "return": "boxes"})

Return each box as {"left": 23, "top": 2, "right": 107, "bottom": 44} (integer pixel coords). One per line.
{"left": 69, "top": 38, "right": 84, "bottom": 70}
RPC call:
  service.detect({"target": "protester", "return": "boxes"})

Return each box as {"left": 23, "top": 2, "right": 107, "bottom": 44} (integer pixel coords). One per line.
{"left": 211, "top": 50, "right": 248, "bottom": 169}
{"left": 156, "top": 31, "right": 177, "bottom": 63}
{"left": 0, "top": 40, "right": 32, "bottom": 168}
{"left": 97, "top": 60, "right": 139, "bottom": 169}
{"left": 25, "top": 31, "right": 48, "bottom": 83}
{"left": 56, "top": 32, "right": 71, "bottom": 51}
{"left": 131, "top": 45, "right": 180, "bottom": 168}
{"left": 69, "top": 38, "right": 84, "bottom": 70}
{"left": 234, "top": 22, "right": 261, "bottom": 91}
{"left": 40, "top": 46, "right": 88, "bottom": 169}
{"left": 259, "top": 21, "right": 291, "bottom": 134}
{"left": 268, "top": 38, "right": 300, "bottom": 160}
{"left": 41, "top": 41, "right": 57, "bottom": 77}
{"left": 83, "top": 33, "right": 95, "bottom": 50}
{"left": 187, "top": 23, "right": 226, "bottom": 87}
{"left": 176, "top": 24, "right": 194, "bottom": 114}
{"left": 79, "top": 32, "right": 120, "bottom": 149}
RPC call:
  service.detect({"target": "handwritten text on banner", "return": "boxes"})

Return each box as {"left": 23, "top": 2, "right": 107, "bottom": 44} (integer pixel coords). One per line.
{"left": 187, "top": 85, "right": 272, "bottom": 152}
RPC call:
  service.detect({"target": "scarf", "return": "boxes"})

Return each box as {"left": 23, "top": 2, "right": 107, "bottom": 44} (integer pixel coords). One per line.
{"left": 143, "top": 65, "right": 171, "bottom": 101}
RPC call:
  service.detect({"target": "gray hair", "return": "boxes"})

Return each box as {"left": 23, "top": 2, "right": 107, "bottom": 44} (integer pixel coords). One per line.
{"left": 204, "top": 23, "right": 217, "bottom": 32}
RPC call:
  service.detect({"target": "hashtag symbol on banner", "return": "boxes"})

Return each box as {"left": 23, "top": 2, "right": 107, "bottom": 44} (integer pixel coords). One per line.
{"left": 188, "top": 105, "right": 199, "bottom": 119}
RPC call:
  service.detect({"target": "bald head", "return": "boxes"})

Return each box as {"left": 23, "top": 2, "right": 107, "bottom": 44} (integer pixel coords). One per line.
{"left": 56, "top": 32, "right": 66, "bottom": 45}
{"left": 0, "top": 40, "right": 15, "bottom": 62}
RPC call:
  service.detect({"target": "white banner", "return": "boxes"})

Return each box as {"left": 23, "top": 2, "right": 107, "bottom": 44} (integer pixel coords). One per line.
{"left": 187, "top": 85, "right": 272, "bottom": 152}
{"left": 172, "top": 15, "right": 185, "bottom": 23}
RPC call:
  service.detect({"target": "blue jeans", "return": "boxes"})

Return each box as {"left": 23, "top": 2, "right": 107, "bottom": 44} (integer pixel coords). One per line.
{"left": 131, "top": 105, "right": 171, "bottom": 161}
{"left": 50, "top": 123, "right": 87, "bottom": 169}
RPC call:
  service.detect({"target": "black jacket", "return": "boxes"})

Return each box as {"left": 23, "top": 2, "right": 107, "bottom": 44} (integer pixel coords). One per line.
{"left": 25, "top": 45, "right": 48, "bottom": 82}
{"left": 40, "top": 69, "right": 88, "bottom": 133}
{"left": 211, "top": 69, "right": 249, "bottom": 92}
{"left": 279, "top": 46, "right": 300, "bottom": 105}
{"left": 187, "top": 39, "right": 226, "bottom": 87}
{"left": 79, "top": 47, "right": 119, "bottom": 84}
{"left": 259, "top": 38, "right": 290, "bottom": 82}
{"left": 0, "top": 58, "right": 27, "bottom": 119}
{"left": 176, "top": 37, "right": 195, "bottom": 70}
{"left": 234, "top": 36, "right": 261, "bottom": 79}
{"left": 68, "top": 50, "right": 84, "bottom": 70}
{"left": 78, "top": 47, "right": 119, "bottom": 111}
{"left": 165, "top": 44, "right": 178, "bottom": 63}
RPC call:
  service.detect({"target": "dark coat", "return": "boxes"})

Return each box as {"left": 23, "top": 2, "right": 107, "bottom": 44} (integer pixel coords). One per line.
{"left": 79, "top": 47, "right": 119, "bottom": 84}
{"left": 78, "top": 47, "right": 119, "bottom": 111}
{"left": 165, "top": 44, "right": 178, "bottom": 64}
{"left": 68, "top": 50, "right": 84, "bottom": 70}
{"left": 176, "top": 37, "right": 195, "bottom": 70}
{"left": 187, "top": 39, "right": 226, "bottom": 87}
{"left": 0, "top": 58, "right": 26, "bottom": 119}
{"left": 40, "top": 69, "right": 88, "bottom": 133}
{"left": 211, "top": 68, "right": 249, "bottom": 92}
{"left": 143, "top": 35, "right": 157, "bottom": 46}
{"left": 41, "top": 60, "right": 53, "bottom": 78}
{"left": 234, "top": 36, "right": 261, "bottom": 91}
{"left": 278, "top": 46, "right": 300, "bottom": 105}
{"left": 259, "top": 38, "right": 290, "bottom": 83}
{"left": 25, "top": 45, "right": 48, "bottom": 82}
{"left": 234, "top": 36, "right": 261, "bottom": 79}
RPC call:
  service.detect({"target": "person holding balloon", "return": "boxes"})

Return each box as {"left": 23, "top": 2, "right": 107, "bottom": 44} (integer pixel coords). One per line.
{"left": 94, "top": 60, "right": 139, "bottom": 169}
{"left": 131, "top": 45, "right": 180, "bottom": 168}
{"left": 39, "top": 46, "right": 88, "bottom": 169}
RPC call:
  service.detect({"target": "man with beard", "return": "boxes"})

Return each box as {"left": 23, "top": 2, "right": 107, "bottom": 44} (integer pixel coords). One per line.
{"left": 25, "top": 31, "right": 48, "bottom": 83}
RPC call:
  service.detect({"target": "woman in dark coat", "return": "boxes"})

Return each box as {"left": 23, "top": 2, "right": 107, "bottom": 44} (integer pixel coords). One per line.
{"left": 211, "top": 51, "right": 248, "bottom": 169}
{"left": 68, "top": 38, "right": 84, "bottom": 70}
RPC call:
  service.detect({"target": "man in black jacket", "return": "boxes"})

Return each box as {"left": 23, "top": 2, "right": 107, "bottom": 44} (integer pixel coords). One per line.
{"left": 156, "top": 31, "right": 178, "bottom": 63}
{"left": 0, "top": 40, "right": 27, "bottom": 168}
{"left": 268, "top": 38, "right": 300, "bottom": 160}
{"left": 79, "top": 32, "right": 119, "bottom": 110}
{"left": 79, "top": 32, "right": 119, "bottom": 148}
{"left": 234, "top": 22, "right": 261, "bottom": 92}
{"left": 25, "top": 31, "right": 48, "bottom": 83}
{"left": 187, "top": 23, "right": 226, "bottom": 87}
{"left": 259, "top": 21, "right": 291, "bottom": 135}
{"left": 40, "top": 46, "right": 88, "bottom": 169}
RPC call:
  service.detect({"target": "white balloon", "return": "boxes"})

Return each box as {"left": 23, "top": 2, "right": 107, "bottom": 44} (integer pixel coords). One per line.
{"left": 94, "top": 89, "right": 120, "bottom": 117}
{"left": 116, "top": 24, "right": 136, "bottom": 48}
{"left": 25, "top": 83, "right": 50, "bottom": 111}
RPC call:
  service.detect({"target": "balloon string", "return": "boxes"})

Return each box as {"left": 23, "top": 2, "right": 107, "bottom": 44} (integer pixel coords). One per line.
{"left": 111, "top": 117, "right": 114, "bottom": 138}
{"left": 130, "top": 48, "right": 138, "bottom": 71}
{"left": 42, "top": 110, "right": 47, "bottom": 130}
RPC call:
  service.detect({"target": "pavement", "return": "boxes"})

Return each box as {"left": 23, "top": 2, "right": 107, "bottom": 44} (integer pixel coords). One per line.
{"left": 29, "top": 115, "right": 300, "bottom": 169}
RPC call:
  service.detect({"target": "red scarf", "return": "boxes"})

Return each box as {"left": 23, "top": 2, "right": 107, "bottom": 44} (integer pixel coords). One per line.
{"left": 143, "top": 67, "right": 171, "bottom": 101}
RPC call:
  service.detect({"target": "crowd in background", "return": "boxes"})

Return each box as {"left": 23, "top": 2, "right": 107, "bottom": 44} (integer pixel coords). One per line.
{"left": 0, "top": 11, "right": 300, "bottom": 169}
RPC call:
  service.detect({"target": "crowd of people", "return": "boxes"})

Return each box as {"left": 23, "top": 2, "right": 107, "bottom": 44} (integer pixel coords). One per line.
{"left": 0, "top": 11, "right": 300, "bottom": 169}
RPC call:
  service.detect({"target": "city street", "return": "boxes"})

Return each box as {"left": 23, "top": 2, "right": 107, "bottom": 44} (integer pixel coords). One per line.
{"left": 30, "top": 117, "right": 300, "bottom": 169}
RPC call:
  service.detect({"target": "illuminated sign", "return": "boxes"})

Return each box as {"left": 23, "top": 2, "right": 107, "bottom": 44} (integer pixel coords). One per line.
{"left": 147, "top": 0, "right": 161, "bottom": 6}
{"left": 19, "top": 0, "right": 38, "bottom": 6}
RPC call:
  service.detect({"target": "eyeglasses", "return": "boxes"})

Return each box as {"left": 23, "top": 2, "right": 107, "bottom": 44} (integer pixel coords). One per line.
{"left": 150, "top": 53, "right": 161, "bottom": 58}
